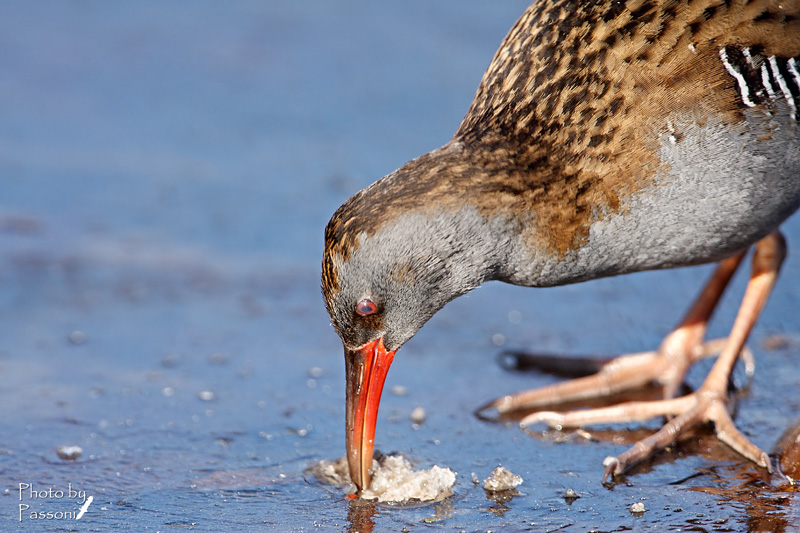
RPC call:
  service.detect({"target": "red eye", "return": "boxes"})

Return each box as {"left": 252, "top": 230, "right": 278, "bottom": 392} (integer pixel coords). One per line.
{"left": 355, "top": 299, "right": 377, "bottom": 316}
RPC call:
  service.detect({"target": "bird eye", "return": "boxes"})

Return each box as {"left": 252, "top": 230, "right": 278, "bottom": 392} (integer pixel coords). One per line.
{"left": 355, "top": 299, "right": 378, "bottom": 316}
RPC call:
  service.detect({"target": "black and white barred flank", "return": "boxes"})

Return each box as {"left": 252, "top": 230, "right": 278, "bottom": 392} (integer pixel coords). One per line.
{"left": 719, "top": 45, "right": 800, "bottom": 121}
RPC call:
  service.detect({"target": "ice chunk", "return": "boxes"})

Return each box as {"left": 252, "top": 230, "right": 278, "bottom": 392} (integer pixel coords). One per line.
{"left": 409, "top": 406, "right": 426, "bottom": 425}
{"left": 56, "top": 445, "right": 82, "bottom": 461}
{"left": 309, "top": 453, "right": 455, "bottom": 503}
{"left": 361, "top": 455, "right": 454, "bottom": 502}
{"left": 310, "top": 456, "right": 351, "bottom": 487}
{"left": 483, "top": 465, "right": 523, "bottom": 491}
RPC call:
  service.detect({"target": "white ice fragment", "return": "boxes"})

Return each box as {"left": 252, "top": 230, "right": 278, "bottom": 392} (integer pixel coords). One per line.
{"left": 410, "top": 406, "right": 426, "bottom": 425}
{"left": 483, "top": 465, "right": 523, "bottom": 491}
{"left": 57, "top": 445, "right": 83, "bottom": 461}
{"left": 310, "top": 454, "right": 455, "bottom": 503}
{"left": 361, "top": 455, "right": 455, "bottom": 502}
{"left": 198, "top": 390, "right": 216, "bottom": 401}
{"left": 311, "top": 456, "right": 351, "bottom": 487}
{"left": 631, "top": 502, "right": 646, "bottom": 513}
{"left": 68, "top": 330, "right": 86, "bottom": 345}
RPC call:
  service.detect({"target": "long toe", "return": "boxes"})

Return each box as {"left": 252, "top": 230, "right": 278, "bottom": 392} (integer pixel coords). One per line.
{"left": 601, "top": 393, "right": 771, "bottom": 481}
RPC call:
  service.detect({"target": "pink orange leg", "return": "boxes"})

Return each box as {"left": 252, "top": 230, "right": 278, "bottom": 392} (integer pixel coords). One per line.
{"left": 523, "top": 232, "right": 785, "bottom": 479}
{"left": 481, "top": 250, "right": 747, "bottom": 416}
{"left": 486, "top": 232, "right": 786, "bottom": 479}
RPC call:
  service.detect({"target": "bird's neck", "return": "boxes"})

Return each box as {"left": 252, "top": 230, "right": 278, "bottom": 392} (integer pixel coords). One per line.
{"left": 372, "top": 205, "right": 520, "bottom": 297}
{"left": 328, "top": 141, "right": 564, "bottom": 301}
{"left": 342, "top": 140, "right": 558, "bottom": 288}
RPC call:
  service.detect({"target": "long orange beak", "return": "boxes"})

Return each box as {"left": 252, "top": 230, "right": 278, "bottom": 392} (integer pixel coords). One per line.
{"left": 345, "top": 336, "right": 396, "bottom": 494}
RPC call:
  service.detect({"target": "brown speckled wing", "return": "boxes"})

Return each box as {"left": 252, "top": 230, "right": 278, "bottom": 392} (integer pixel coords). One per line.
{"left": 454, "top": 0, "right": 800, "bottom": 254}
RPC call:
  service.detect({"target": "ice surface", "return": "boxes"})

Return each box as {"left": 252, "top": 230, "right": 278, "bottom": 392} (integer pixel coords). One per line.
{"left": 310, "top": 454, "right": 456, "bottom": 502}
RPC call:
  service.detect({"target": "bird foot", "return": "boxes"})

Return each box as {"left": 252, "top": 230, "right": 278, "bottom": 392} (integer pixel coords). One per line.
{"left": 476, "top": 337, "right": 752, "bottom": 417}
{"left": 519, "top": 387, "right": 772, "bottom": 482}
{"left": 479, "top": 234, "right": 783, "bottom": 480}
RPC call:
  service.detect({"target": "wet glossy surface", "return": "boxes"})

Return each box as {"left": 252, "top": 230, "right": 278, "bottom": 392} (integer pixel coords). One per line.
{"left": 1, "top": 2, "right": 799, "bottom": 531}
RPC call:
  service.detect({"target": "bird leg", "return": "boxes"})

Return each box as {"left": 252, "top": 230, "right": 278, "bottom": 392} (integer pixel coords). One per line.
{"left": 480, "top": 250, "right": 747, "bottom": 416}
{"left": 488, "top": 231, "right": 786, "bottom": 479}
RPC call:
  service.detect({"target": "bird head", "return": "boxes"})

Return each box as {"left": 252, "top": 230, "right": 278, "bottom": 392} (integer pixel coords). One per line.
{"left": 321, "top": 147, "right": 512, "bottom": 494}
{"left": 321, "top": 195, "right": 460, "bottom": 494}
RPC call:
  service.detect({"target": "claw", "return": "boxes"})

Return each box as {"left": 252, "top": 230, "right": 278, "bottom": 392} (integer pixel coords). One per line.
{"left": 602, "top": 456, "right": 620, "bottom": 483}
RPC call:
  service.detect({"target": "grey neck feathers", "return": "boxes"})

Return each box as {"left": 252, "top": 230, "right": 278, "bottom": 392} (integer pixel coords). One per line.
{"left": 364, "top": 206, "right": 518, "bottom": 296}
{"left": 335, "top": 206, "right": 519, "bottom": 350}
